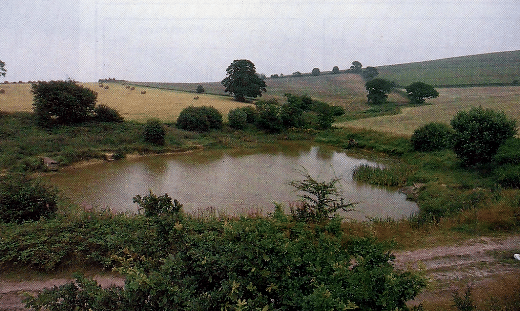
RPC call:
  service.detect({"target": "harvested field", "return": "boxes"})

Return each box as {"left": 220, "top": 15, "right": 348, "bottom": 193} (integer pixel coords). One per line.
{"left": 0, "top": 83, "right": 250, "bottom": 123}
{"left": 337, "top": 86, "right": 520, "bottom": 136}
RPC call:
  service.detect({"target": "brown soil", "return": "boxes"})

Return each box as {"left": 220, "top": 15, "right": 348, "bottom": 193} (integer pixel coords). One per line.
{"left": 2, "top": 235, "right": 519, "bottom": 310}
{"left": 394, "top": 235, "right": 520, "bottom": 308}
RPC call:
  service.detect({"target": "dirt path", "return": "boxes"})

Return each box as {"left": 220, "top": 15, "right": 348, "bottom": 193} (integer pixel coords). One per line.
{"left": 0, "top": 275, "right": 124, "bottom": 310}
{"left": 393, "top": 235, "right": 520, "bottom": 307}
{"left": 2, "top": 235, "right": 520, "bottom": 310}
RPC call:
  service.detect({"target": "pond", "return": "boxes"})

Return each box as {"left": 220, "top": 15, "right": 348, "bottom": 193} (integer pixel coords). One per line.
{"left": 43, "top": 143, "right": 418, "bottom": 221}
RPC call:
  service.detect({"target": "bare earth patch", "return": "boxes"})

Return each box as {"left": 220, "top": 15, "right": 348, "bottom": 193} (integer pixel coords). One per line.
{"left": 394, "top": 235, "right": 520, "bottom": 307}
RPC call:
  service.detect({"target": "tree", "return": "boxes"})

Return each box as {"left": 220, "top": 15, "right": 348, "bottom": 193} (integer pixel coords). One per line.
{"left": 311, "top": 68, "right": 321, "bottom": 76}
{"left": 451, "top": 107, "right": 517, "bottom": 166}
{"left": 32, "top": 80, "right": 97, "bottom": 126}
{"left": 332, "top": 66, "right": 340, "bottom": 74}
{"left": 365, "top": 78, "right": 394, "bottom": 105}
{"left": 0, "top": 60, "right": 6, "bottom": 77}
{"left": 350, "top": 61, "right": 362, "bottom": 73}
{"left": 221, "top": 59, "right": 266, "bottom": 102}
{"left": 196, "top": 84, "right": 205, "bottom": 93}
{"left": 361, "top": 66, "right": 379, "bottom": 80}
{"left": 406, "top": 82, "right": 439, "bottom": 105}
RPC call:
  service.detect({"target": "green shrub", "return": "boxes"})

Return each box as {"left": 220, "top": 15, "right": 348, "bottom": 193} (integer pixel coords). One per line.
{"left": 411, "top": 122, "right": 454, "bottom": 152}
{"left": 133, "top": 190, "right": 182, "bottom": 217}
{"left": 289, "top": 173, "right": 355, "bottom": 222}
{"left": 143, "top": 119, "right": 165, "bottom": 145}
{"left": 240, "top": 106, "right": 258, "bottom": 124}
{"left": 176, "top": 106, "right": 223, "bottom": 132}
{"left": 493, "top": 164, "right": 520, "bottom": 188}
{"left": 451, "top": 107, "right": 517, "bottom": 166}
{"left": 493, "top": 138, "right": 520, "bottom": 165}
{"left": 32, "top": 80, "right": 97, "bottom": 126}
{"left": 255, "top": 100, "right": 283, "bottom": 133}
{"left": 0, "top": 174, "right": 58, "bottom": 223}
{"left": 25, "top": 218, "right": 425, "bottom": 310}
{"left": 93, "top": 104, "right": 124, "bottom": 122}
{"left": 196, "top": 84, "right": 205, "bottom": 93}
{"left": 228, "top": 107, "right": 248, "bottom": 130}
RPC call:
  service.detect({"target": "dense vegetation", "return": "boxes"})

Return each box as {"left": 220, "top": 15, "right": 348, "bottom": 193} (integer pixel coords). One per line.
{"left": 22, "top": 212, "right": 426, "bottom": 310}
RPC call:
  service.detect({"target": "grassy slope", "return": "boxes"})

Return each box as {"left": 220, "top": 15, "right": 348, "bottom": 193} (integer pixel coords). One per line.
{"left": 377, "top": 50, "right": 520, "bottom": 87}
{"left": 339, "top": 85, "right": 520, "bottom": 136}
{"left": 134, "top": 73, "right": 379, "bottom": 113}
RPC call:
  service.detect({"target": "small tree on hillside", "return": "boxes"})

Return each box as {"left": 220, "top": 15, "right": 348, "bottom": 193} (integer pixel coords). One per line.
{"left": 221, "top": 59, "right": 266, "bottom": 102}
{"left": 451, "top": 106, "right": 517, "bottom": 166}
{"left": 361, "top": 66, "right": 379, "bottom": 80}
{"left": 332, "top": 66, "right": 340, "bottom": 74}
{"left": 350, "top": 61, "right": 362, "bottom": 73}
{"left": 365, "top": 78, "right": 394, "bottom": 105}
{"left": 196, "top": 84, "right": 205, "bottom": 94}
{"left": 406, "top": 82, "right": 439, "bottom": 105}
{"left": 311, "top": 68, "right": 321, "bottom": 76}
{"left": 32, "top": 80, "right": 97, "bottom": 126}
{"left": 0, "top": 60, "right": 6, "bottom": 77}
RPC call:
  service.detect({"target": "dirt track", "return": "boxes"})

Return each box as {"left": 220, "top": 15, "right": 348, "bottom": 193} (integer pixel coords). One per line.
{"left": 1, "top": 235, "right": 520, "bottom": 310}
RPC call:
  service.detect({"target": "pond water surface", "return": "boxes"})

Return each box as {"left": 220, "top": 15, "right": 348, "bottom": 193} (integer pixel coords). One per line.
{"left": 43, "top": 143, "right": 418, "bottom": 221}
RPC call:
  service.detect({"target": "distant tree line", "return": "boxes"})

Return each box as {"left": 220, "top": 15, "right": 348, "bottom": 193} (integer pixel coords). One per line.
{"left": 267, "top": 61, "right": 379, "bottom": 80}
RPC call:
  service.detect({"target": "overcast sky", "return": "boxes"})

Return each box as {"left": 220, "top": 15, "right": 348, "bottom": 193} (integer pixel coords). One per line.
{"left": 1, "top": 0, "right": 519, "bottom": 83}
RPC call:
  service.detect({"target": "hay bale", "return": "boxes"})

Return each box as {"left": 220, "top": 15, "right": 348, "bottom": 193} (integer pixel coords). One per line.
{"left": 141, "top": 91, "right": 146, "bottom": 94}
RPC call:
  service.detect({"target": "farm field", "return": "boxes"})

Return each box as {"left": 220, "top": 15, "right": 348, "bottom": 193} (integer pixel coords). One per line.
{"left": 134, "top": 73, "right": 373, "bottom": 111}
{"left": 377, "top": 50, "right": 520, "bottom": 87}
{"left": 0, "top": 82, "right": 250, "bottom": 123}
{"left": 337, "top": 86, "right": 520, "bottom": 136}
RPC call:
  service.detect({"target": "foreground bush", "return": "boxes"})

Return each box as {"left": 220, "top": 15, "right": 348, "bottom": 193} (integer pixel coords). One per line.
{"left": 176, "top": 105, "right": 223, "bottom": 132}
{"left": 410, "top": 122, "right": 454, "bottom": 152}
{"left": 25, "top": 216, "right": 425, "bottom": 310}
{"left": 451, "top": 107, "right": 517, "bottom": 166}
{"left": 0, "top": 175, "right": 58, "bottom": 224}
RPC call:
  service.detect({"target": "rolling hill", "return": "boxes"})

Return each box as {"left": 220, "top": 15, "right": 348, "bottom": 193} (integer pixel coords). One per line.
{"left": 376, "top": 50, "right": 520, "bottom": 87}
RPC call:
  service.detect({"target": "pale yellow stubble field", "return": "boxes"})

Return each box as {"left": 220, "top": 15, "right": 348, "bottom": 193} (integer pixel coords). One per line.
{"left": 0, "top": 82, "right": 250, "bottom": 122}
{"left": 337, "top": 86, "right": 520, "bottom": 136}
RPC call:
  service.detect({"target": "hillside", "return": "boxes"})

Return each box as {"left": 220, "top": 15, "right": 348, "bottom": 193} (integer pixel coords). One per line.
{"left": 133, "top": 74, "right": 373, "bottom": 111}
{"left": 377, "top": 50, "right": 520, "bottom": 87}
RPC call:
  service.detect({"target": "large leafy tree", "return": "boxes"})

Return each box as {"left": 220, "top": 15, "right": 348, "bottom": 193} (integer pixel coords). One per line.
{"left": 0, "top": 60, "right": 6, "bottom": 77}
{"left": 406, "top": 82, "right": 439, "bottom": 105}
{"left": 365, "top": 78, "right": 394, "bottom": 105}
{"left": 221, "top": 59, "right": 266, "bottom": 102}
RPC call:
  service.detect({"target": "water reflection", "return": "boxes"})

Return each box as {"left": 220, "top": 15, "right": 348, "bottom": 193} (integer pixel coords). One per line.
{"left": 43, "top": 143, "right": 418, "bottom": 221}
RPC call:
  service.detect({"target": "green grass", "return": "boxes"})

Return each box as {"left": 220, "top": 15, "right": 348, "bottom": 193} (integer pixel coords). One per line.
{"left": 377, "top": 50, "right": 520, "bottom": 87}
